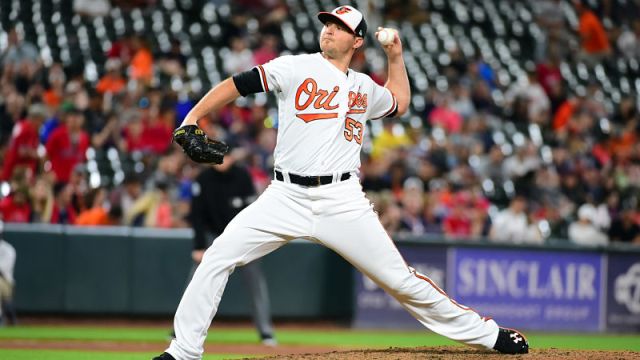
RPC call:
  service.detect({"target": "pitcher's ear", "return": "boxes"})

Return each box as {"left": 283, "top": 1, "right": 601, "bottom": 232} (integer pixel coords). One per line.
{"left": 354, "top": 37, "right": 364, "bottom": 50}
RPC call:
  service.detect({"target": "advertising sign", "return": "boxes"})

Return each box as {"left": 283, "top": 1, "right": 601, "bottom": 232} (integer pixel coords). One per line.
{"left": 353, "top": 246, "right": 447, "bottom": 329}
{"left": 451, "top": 248, "right": 603, "bottom": 331}
{"left": 606, "top": 253, "right": 640, "bottom": 331}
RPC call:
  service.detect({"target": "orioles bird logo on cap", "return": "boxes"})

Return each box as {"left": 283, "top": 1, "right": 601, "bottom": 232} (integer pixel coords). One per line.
{"left": 336, "top": 6, "right": 352, "bottom": 14}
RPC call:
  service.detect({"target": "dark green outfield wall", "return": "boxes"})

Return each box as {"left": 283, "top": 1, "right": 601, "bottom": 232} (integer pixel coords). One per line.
{"left": 9, "top": 224, "right": 639, "bottom": 321}
{"left": 4, "top": 224, "right": 354, "bottom": 318}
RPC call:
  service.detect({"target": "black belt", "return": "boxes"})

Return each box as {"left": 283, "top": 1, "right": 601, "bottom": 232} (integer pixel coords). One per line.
{"left": 274, "top": 170, "right": 351, "bottom": 187}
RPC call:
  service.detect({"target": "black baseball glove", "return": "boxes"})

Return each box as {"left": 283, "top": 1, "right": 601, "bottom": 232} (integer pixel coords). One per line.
{"left": 172, "top": 125, "right": 229, "bottom": 164}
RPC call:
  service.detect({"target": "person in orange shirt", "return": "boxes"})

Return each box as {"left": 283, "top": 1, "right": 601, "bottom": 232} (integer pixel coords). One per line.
{"left": 75, "top": 187, "right": 122, "bottom": 226}
{"left": 552, "top": 97, "right": 578, "bottom": 131}
{"left": 574, "top": 0, "right": 611, "bottom": 65}
{"left": 96, "top": 59, "right": 126, "bottom": 94}
{"left": 43, "top": 63, "right": 66, "bottom": 109}
{"left": 129, "top": 35, "right": 153, "bottom": 82}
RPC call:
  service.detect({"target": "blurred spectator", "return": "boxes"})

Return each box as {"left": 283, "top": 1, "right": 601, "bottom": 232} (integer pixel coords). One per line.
{"left": 52, "top": 183, "right": 77, "bottom": 225}
{"left": 370, "top": 118, "right": 412, "bottom": 160}
{"left": 468, "top": 189, "right": 492, "bottom": 238}
{"left": 65, "top": 74, "right": 90, "bottom": 112}
{"left": 398, "top": 177, "right": 426, "bottom": 235}
{"left": 124, "top": 180, "right": 175, "bottom": 227}
{"left": 91, "top": 113, "right": 121, "bottom": 150}
{"left": 75, "top": 187, "right": 110, "bottom": 226}
{"left": 128, "top": 35, "right": 154, "bottom": 83}
{"left": 0, "top": 27, "right": 39, "bottom": 70}
{"left": 504, "top": 68, "right": 550, "bottom": 125}
{"left": 109, "top": 174, "right": 143, "bottom": 215}
{"left": 143, "top": 106, "right": 174, "bottom": 155}
{"left": 96, "top": 59, "right": 126, "bottom": 95}
{"left": 543, "top": 201, "right": 571, "bottom": 240}
{"left": 0, "top": 221, "right": 17, "bottom": 326}
{"left": 533, "top": 167, "right": 562, "bottom": 205}
{"left": 44, "top": 105, "right": 90, "bottom": 184}
{"left": 524, "top": 213, "right": 545, "bottom": 244}
{"left": 474, "top": 145, "right": 506, "bottom": 184}
{"left": 30, "top": 178, "right": 56, "bottom": 223}
{"left": 428, "top": 94, "right": 463, "bottom": 134}
{"left": 158, "top": 39, "right": 187, "bottom": 77}
{"left": 0, "top": 187, "right": 31, "bottom": 223}
{"left": 120, "top": 110, "right": 145, "bottom": 152}
{"left": 502, "top": 143, "right": 541, "bottom": 182}
{"left": 450, "top": 83, "right": 475, "bottom": 120}
{"left": 489, "top": 196, "right": 531, "bottom": 243}
{"left": 422, "top": 195, "right": 444, "bottom": 235}
{"left": 222, "top": 36, "right": 255, "bottom": 76}
{"left": 568, "top": 203, "right": 609, "bottom": 246}
{"left": 536, "top": 46, "right": 564, "bottom": 100}
{"left": 373, "top": 192, "right": 403, "bottom": 235}
{"left": 592, "top": 201, "right": 612, "bottom": 231}
{"left": 608, "top": 208, "right": 640, "bottom": 244}
{"left": 107, "top": 34, "right": 134, "bottom": 64}
{"left": 361, "top": 155, "right": 392, "bottom": 192}
{"left": 616, "top": 20, "right": 640, "bottom": 59}
{"left": 67, "top": 164, "right": 89, "bottom": 215}
{"left": 253, "top": 34, "right": 280, "bottom": 66}
{"left": 1, "top": 103, "right": 47, "bottom": 182}
{"left": 42, "top": 63, "right": 66, "bottom": 109}
{"left": 533, "top": 0, "right": 568, "bottom": 61}
{"left": 442, "top": 195, "right": 473, "bottom": 240}
{"left": 574, "top": 0, "right": 611, "bottom": 65}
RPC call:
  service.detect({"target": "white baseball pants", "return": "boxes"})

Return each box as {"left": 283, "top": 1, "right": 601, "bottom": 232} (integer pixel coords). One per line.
{"left": 167, "top": 176, "right": 499, "bottom": 360}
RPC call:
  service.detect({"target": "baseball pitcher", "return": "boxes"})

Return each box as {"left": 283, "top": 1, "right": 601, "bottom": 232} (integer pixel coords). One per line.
{"left": 155, "top": 5, "right": 528, "bottom": 360}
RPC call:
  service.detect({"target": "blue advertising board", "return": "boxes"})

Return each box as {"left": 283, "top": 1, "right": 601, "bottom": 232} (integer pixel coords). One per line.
{"left": 353, "top": 245, "right": 447, "bottom": 329}
{"left": 450, "top": 248, "right": 604, "bottom": 331}
{"left": 606, "top": 253, "right": 640, "bottom": 331}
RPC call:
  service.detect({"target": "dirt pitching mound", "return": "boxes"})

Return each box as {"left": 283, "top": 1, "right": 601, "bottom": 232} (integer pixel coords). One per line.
{"left": 252, "top": 346, "right": 640, "bottom": 360}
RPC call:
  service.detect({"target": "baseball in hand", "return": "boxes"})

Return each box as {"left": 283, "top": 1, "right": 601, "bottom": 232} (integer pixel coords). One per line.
{"left": 376, "top": 27, "right": 396, "bottom": 46}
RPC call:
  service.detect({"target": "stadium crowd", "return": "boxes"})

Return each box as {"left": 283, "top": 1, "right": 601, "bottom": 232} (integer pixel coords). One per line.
{"left": 0, "top": 0, "right": 639, "bottom": 247}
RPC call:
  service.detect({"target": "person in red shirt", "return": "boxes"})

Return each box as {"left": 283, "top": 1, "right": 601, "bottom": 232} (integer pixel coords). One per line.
{"left": 1, "top": 103, "right": 47, "bottom": 182}
{"left": 442, "top": 197, "right": 473, "bottom": 239}
{"left": 252, "top": 34, "right": 279, "bottom": 66}
{"left": 536, "top": 49, "right": 563, "bottom": 97}
{"left": 44, "top": 106, "right": 90, "bottom": 184}
{"left": 0, "top": 187, "right": 31, "bottom": 223}
{"left": 122, "top": 100, "right": 173, "bottom": 155}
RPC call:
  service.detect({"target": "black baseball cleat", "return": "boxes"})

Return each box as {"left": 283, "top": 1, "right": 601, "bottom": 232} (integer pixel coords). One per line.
{"left": 493, "top": 327, "right": 529, "bottom": 354}
{"left": 152, "top": 352, "right": 176, "bottom": 360}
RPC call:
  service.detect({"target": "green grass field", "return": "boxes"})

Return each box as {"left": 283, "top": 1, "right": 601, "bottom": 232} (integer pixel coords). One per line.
{"left": 0, "top": 325, "right": 638, "bottom": 360}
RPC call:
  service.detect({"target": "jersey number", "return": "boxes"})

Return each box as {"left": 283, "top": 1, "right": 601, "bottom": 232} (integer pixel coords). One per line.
{"left": 343, "top": 117, "right": 363, "bottom": 144}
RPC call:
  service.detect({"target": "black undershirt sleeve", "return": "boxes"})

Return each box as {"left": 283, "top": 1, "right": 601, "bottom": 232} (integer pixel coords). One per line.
{"left": 232, "top": 68, "right": 264, "bottom": 96}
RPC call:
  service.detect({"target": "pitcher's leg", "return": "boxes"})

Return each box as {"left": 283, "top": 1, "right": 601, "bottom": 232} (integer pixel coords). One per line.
{"left": 242, "top": 261, "right": 275, "bottom": 341}
{"left": 167, "top": 228, "right": 285, "bottom": 360}
{"left": 316, "top": 211, "right": 498, "bottom": 349}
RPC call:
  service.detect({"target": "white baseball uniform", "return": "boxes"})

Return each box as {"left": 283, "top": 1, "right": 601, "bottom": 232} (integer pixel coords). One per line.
{"left": 166, "top": 53, "right": 499, "bottom": 360}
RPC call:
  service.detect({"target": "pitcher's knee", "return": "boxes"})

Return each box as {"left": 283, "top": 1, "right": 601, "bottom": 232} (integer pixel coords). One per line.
{"left": 384, "top": 272, "right": 440, "bottom": 300}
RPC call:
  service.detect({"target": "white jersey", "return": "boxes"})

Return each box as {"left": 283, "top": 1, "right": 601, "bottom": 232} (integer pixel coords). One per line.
{"left": 257, "top": 53, "right": 397, "bottom": 176}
